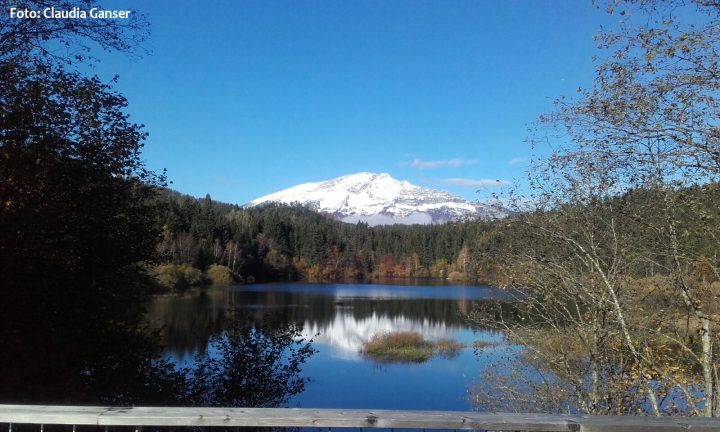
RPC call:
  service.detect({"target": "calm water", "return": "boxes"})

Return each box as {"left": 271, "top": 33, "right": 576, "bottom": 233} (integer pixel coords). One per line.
{"left": 145, "top": 282, "right": 512, "bottom": 411}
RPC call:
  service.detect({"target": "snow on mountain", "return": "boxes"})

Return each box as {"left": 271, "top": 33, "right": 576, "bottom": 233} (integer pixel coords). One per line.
{"left": 247, "top": 172, "right": 507, "bottom": 226}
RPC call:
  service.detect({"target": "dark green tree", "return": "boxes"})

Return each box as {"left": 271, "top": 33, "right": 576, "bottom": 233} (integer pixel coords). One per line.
{"left": 0, "top": 60, "right": 166, "bottom": 402}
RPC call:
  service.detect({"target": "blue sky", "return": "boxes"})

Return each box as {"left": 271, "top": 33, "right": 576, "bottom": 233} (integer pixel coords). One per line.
{"left": 92, "top": 0, "right": 620, "bottom": 204}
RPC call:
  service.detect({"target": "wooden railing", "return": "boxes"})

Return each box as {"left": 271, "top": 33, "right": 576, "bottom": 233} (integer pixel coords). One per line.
{"left": 0, "top": 405, "right": 719, "bottom": 432}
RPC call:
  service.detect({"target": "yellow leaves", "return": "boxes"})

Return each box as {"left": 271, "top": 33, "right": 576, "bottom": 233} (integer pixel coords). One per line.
{"left": 692, "top": 257, "right": 718, "bottom": 283}
{"left": 306, "top": 263, "right": 323, "bottom": 282}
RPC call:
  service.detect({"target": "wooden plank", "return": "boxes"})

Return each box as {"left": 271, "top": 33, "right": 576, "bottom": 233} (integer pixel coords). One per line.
{"left": 0, "top": 405, "right": 107, "bottom": 425}
{"left": 0, "top": 405, "right": 718, "bottom": 431}
{"left": 97, "top": 408, "right": 579, "bottom": 431}
{"left": 576, "top": 414, "right": 720, "bottom": 432}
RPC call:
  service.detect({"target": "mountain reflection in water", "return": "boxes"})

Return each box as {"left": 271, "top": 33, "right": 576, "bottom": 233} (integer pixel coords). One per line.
{"left": 145, "top": 282, "right": 511, "bottom": 410}
{"left": 146, "top": 283, "right": 505, "bottom": 357}
{"left": 304, "top": 311, "right": 457, "bottom": 356}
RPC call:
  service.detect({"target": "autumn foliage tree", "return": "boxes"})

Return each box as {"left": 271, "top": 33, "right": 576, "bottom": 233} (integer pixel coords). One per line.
{"left": 472, "top": 0, "right": 720, "bottom": 417}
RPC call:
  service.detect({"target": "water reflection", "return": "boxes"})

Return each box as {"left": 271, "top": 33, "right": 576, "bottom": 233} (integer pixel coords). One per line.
{"left": 146, "top": 283, "right": 506, "bottom": 359}
{"left": 144, "top": 282, "right": 513, "bottom": 411}
{"left": 305, "top": 312, "right": 458, "bottom": 356}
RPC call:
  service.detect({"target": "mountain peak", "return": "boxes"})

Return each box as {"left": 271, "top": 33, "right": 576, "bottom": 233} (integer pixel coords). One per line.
{"left": 336, "top": 172, "right": 392, "bottom": 182}
{"left": 247, "top": 173, "right": 506, "bottom": 226}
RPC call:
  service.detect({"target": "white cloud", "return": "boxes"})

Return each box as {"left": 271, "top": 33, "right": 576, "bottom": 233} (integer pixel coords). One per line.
{"left": 444, "top": 178, "right": 509, "bottom": 187}
{"left": 409, "top": 158, "right": 478, "bottom": 169}
{"left": 508, "top": 157, "right": 528, "bottom": 165}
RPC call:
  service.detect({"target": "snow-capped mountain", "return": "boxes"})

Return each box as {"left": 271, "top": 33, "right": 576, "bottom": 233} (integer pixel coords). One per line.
{"left": 247, "top": 172, "right": 507, "bottom": 226}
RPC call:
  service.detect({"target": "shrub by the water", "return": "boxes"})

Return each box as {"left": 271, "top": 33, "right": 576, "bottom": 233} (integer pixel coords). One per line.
{"left": 205, "top": 264, "right": 234, "bottom": 285}
{"left": 472, "top": 340, "right": 498, "bottom": 349}
{"left": 446, "top": 271, "right": 467, "bottom": 282}
{"left": 361, "top": 331, "right": 467, "bottom": 363}
{"left": 362, "top": 331, "right": 434, "bottom": 363}
{"left": 152, "top": 263, "right": 203, "bottom": 292}
{"left": 435, "top": 338, "right": 466, "bottom": 358}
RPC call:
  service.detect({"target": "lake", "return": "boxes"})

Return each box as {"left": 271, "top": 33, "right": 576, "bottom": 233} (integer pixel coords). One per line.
{"left": 145, "top": 282, "right": 513, "bottom": 411}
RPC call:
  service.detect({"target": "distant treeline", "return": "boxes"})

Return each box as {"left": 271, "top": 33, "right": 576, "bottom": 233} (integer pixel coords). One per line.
{"left": 151, "top": 184, "right": 720, "bottom": 291}
{"left": 150, "top": 189, "right": 505, "bottom": 288}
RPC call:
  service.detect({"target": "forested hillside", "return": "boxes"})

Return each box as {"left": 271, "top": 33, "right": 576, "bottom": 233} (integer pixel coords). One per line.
{"left": 150, "top": 182, "right": 720, "bottom": 293}
{"left": 150, "top": 189, "right": 504, "bottom": 289}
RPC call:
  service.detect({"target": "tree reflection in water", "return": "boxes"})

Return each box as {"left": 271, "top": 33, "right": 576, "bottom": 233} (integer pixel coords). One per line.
{"left": 0, "top": 308, "right": 315, "bottom": 407}
{"left": 186, "top": 312, "right": 316, "bottom": 407}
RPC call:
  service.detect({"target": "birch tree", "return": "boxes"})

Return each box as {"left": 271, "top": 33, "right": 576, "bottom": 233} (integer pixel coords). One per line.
{"left": 472, "top": 0, "right": 720, "bottom": 416}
